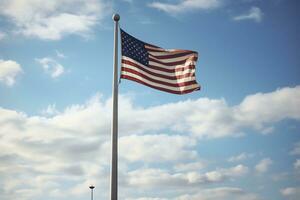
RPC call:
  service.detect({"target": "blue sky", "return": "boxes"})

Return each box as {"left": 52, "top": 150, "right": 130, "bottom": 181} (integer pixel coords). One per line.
{"left": 0, "top": 0, "right": 299, "bottom": 200}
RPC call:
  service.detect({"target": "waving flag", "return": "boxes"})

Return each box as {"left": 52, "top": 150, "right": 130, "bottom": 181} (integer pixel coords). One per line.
{"left": 120, "top": 29, "right": 201, "bottom": 95}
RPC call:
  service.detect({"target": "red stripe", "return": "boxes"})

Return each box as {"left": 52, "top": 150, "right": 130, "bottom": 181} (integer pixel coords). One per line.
{"left": 122, "top": 59, "right": 195, "bottom": 73}
{"left": 149, "top": 52, "right": 197, "bottom": 59}
{"left": 121, "top": 69, "right": 198, "bottom": 88}
{"left": 121, "top": 66, "right": 195, "bottom": 80}
{"left": 149, "top": 56, "right": 198, "bottom": 66}
{"left": 121, "top": 75, "right": 201, "bottom": 95}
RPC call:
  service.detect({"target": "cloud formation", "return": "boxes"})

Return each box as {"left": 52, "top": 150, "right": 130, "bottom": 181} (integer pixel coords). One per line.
{"left": 280, "top": 187, "right": 300, "bottom": 200}
{"left": 255, "top": 158, "right": 272, "bottom": 173}
{"left": 0, "top": 86, "right": 299, "bottom": 199}
{"left": 233, "top": 7, "right": 263, "bottom": 22}
{"left": 148, "top": 0, "right": 221, "bottom": 15}
{"left": 41, "top": 104, "right": 60, "bottom": 116}
{"left": 125, "top": 164, "right": 248, "bottom": 188}
{"left": 35, "top": 57, "right": 65, "bottom": 78}
{"left": 0, "top": 0, "right": 111, "bottom": 40}
{"left": 0, "top": 59, "right": 22, "bottom": 86}
{"left": 228, "top": 153, "right": 253, "bottom": 162}
{"left": 55, "top": 50, "right": 66, "bottom": 59}
{"left": 118, "top": 86, "right": 300, "bottom": 139}
{"left": 119, "top": 134, "right": 197, "bottom": 162}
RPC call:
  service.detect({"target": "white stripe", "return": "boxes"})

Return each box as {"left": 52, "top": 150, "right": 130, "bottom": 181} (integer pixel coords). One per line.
{"left": 123, "top": 56, "right": 196, "bottom": 71}
{"left": 122, "top": 56, "right": 196, "bottom": 77}
{"left": 122, "top": 71, "right": 200, "bottom": 92}
{"left": 149, "top": 60, "right": 196, "bottom": 70}
{"left": 121, "top": 65, "right": 195, "bottom": 84}
{"left": 122, "top": 62, "right": 196, "bottom": 78}
{"left": 149, "top": 54, "right": 197, "bottom": 63}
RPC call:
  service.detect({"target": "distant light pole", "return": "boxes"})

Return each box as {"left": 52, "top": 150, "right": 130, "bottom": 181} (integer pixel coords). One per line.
{"left": 89, "top": 185, "right": 95, "bottom": 200}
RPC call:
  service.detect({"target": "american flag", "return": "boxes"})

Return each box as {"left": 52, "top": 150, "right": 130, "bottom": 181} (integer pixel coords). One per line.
{"left": 120, "top": 29, "right": 201, "bottom": 95}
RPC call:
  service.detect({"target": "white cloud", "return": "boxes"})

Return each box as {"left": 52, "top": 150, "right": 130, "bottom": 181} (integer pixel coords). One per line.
{"left": 188, "top": 86, "right": 300, "bottom": 138}
{"left": 119, "top": 86, "right": 300, "bottom": 139}
{"left": 0, "top": 95, "right": 111, "bottom": 200}
{"left": 148, "top": 0, "right": 222, "bottom": 15}
{"left": 233, "top": 7, "right": 263, "bottom": 23}
{"left": 35, "top": 57, "right": 65, "bottom": 78}
{"left": 0, "top": 0, "right": 111, "bottom": 40}
{"left": 228, "top": 152, "right": 253, "bottom": 162}
{"left": 41, "top": 104, "right": 60, "bottom": 116}
{"left": 205, "top": 164, "right": 248, "bottom": 182}
{"left": 125, "top": 164, "right": 248, "bottom": 188}
{"left": 0, "top": 59, "right": 22, "bottom": 86}
{"left": 0, "top": 85, "right": 299, "bottom": 146}
{"left": 0, "top": 99, "right": 250, "bottom": 200}
{"left": 119, "top": 134, "right": 197, "bottom": 162}
{"left": 280, "top": 187, "right": 300, "bottom": 200}
{"left": 255, "top": 158, "right": 272, "bottom": 173}
{"left": 110, "top": 86, "right": 300, "bottom": 139}
{"left": 234, "top": 86, "right": 300, "bottom": 133}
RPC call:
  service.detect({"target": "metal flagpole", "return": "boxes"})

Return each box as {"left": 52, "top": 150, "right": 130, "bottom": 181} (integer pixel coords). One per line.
{"left": 89, "top": 185, "right": 95, "bottom": 200}
{"left": 110, "top": 13, "right": 120, "bottom": 200}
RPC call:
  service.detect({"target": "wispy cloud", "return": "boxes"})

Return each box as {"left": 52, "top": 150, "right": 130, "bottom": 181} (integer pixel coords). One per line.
{"left": 0, "top": 0, "right": 112, "bottom": 40}
{"left": 280, "top": 187, "right": 300, "bottom": 200}
{"left": 125, "top": 164, "right": 248, "bottom": 188}
{"left": 228, "top": 153, "right": 253, "bottom": 162}
{"left": 233, "top": 7, "right": 263, "bottom": 23}
{"left": 35, "top": 50, "right": 68, "bottom": 78}
{"left": 148, "top": 0, "right": 222, "bottom": 15}
{"left": 0, "top": 59, "right": 22, "bottom": 86}
{"left": 255, "top": 158, "right": 273, "bottom": 173}
{"left": 35, "top": 57, "right": 65, "bottom": 78}
{"left": 55, "top": 50, "right": 66, "bottom": 59}
{"left": 41, "top": 104, "right": 60, "bottom": 116}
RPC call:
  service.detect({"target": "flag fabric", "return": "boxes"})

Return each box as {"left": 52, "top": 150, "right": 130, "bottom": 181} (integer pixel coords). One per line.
{"left": 120, "top": 29, "right": 201, "bottom": 95}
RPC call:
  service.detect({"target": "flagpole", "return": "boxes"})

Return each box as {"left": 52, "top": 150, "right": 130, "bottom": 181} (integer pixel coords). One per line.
{"left": 111, "top": 13, "right": 120, "bottom": 200}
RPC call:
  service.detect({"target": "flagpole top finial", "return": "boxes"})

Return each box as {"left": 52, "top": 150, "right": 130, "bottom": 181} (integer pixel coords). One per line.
{"left": 112, "top": 14, "right": 120, "bottom": 21}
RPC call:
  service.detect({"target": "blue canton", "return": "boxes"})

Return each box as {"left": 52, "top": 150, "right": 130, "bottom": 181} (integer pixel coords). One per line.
{"left": 121, "top": 29, "right": 149, "bottom": 66}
